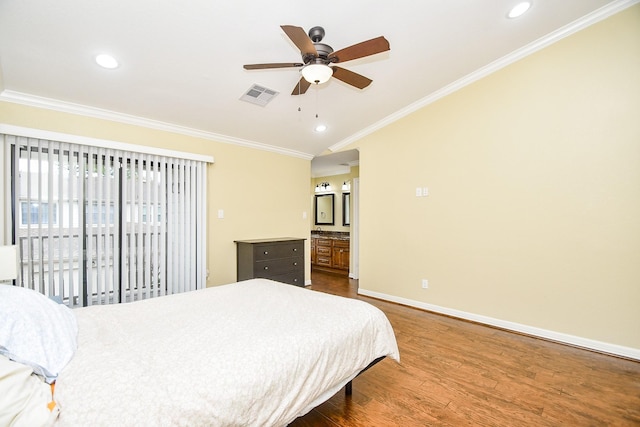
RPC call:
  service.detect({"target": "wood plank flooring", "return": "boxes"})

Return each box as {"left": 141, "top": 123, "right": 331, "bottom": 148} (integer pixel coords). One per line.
{"left": 290, "top": 270, "right": 640, "bottom": 426}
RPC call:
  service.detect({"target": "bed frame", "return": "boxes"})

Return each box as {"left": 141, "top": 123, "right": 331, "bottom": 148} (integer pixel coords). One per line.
{"left": 344, "top": 356, "right": 385, "bottom": 396}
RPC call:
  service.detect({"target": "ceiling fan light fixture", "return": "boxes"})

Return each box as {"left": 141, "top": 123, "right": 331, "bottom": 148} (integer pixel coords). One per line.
{"left": 301, "top": 64, "right": 333, "bottom": 85}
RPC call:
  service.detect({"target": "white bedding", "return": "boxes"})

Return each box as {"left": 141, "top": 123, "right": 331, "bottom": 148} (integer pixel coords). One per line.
{"left": 54, "top": 278, "right": 399, "bottom": 426}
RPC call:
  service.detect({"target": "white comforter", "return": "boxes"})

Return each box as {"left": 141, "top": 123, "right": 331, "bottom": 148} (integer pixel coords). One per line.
{"left": 54, "top": 279, "right": 399, "bottom": 426}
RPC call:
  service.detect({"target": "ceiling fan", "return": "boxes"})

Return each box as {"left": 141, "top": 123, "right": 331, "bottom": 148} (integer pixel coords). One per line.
{"left": 243, "top": 25, "right": 390, "bottom": 96}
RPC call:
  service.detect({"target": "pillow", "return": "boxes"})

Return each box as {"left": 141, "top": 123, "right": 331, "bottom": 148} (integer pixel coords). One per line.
{"left": 0, "top": 285, "right": 77, "bottom": 384}
{"left": 0, "top": 354, "right": 59, "bottom": 426}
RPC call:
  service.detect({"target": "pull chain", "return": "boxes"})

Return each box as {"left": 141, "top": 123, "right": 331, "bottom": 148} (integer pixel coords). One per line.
{"left": 315, "top": 85, "right": 319, "bottom": 119}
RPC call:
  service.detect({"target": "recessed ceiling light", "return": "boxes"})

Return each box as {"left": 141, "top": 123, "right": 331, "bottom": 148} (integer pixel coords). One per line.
{"left": 507, "top": 1, "right": 532, "bottom": 19}
{"left": 314, "top": 124, "right": 327, "bottom": 133}
{"left": 95, "top": 54, "right": 119, "bottom": 69}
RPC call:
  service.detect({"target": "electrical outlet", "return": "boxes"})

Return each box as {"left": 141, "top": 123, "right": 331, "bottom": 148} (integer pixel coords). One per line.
{"left": 422, "top": 187, "right": 429, "bottom": 196}
{"left": 421, "top": 279, "right": 429, "bottom": 289}
{"left": 415, "top": 187, "right": 422, "bottom": 197}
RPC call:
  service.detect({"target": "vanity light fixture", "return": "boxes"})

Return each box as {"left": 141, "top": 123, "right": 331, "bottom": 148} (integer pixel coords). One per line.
{"left": 95, "top": 53, "right": 119, "bottom": 69}
{"left": 507, "top": 1, "right": 532, "bottom": 18}
{"left": 341, "top": 181, "right": 350, "bottom": 191}
{"left": 315, "top": 182, "right": 332, "bottom": 193}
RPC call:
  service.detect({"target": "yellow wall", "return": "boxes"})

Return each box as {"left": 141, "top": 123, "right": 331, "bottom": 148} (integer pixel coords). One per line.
{"left": 0, "top": 101, "right": 312, "bottom": 286}
{"left": 1, "top": 6, "right": 638, "bottom": 352}
{"left": 351, "top": 6, "right": 640, "bottom": 349}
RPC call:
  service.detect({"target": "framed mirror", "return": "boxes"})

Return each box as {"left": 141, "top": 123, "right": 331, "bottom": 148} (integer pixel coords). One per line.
{"left": 342, "top": 193, "right": 350, "bottom": 226}
{"left": 314, "top": 194, "right": 334, "bottom": 225}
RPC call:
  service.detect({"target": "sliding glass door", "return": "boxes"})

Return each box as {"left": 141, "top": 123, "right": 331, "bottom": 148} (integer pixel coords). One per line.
{"left": 5, "top": 134, "right": 206, "bottom": 307}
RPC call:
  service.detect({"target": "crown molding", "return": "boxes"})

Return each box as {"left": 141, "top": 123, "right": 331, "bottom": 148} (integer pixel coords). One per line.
{"left": 329, "top": 0, "right": 639, "bottom": 153}
{"left": 0, "top": 123, "right": 215, "bottom": 163}
{"left": 0, "top": 90, "right": 314, "bottom": 161}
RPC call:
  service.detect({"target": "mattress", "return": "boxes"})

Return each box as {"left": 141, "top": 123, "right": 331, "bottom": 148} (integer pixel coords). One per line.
{"left": 54, "top": 278, "right": 399, "bottom": 426}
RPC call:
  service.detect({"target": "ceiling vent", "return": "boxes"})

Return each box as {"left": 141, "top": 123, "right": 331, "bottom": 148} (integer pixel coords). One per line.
{"left": 239, "top": 84, "right": 279, "bottom": 106}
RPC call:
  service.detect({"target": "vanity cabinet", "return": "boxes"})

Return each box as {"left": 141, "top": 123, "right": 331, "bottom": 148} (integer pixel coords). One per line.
{"left": 331, "top": 239, "right": 350, "bottom": 271}
{"left": 235, "top": 238, "right": 305, "bottom": 287}
{"left": 315, "top": 238, "right": 333, "bottom": 268}
{"left": 311, "top": 235, "right": 349, "bottom": 274}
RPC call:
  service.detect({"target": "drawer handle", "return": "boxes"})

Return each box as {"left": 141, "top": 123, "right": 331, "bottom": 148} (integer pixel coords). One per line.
{"left": 293, "top": 262, "right": 298, "bottom": 266}
{"left": 293, "top": 248, "right": 297, "bottom": 252}
{"left": 264, "top": 251, "right": 269, "bottom": 255}
{"left": 264, "top": 266, "right": 269, "bottom": 270}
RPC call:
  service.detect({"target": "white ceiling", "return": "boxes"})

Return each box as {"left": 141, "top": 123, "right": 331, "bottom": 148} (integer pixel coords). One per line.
{"left": 0, "top": 0, "right": 627, "bottom": 163}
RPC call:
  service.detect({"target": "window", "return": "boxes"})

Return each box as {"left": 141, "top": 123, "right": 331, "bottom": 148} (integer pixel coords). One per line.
{"left": 87, "top": 201, "right": 115, "bottom": 225}
{"left": 3, "top": 132, "right": 209, "bottom": 307}
{"left": 20, "top": 201, "right": 58, "bottom": 226}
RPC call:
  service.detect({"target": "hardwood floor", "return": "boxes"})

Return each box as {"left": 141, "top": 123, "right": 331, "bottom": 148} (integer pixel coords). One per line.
{"left": 290, "top": 270, "right": 640, "bottom": 426}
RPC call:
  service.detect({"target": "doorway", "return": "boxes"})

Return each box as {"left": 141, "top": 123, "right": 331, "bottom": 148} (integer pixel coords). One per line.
{"left": 310, "top": 149, "right": 360, "bottom": 282}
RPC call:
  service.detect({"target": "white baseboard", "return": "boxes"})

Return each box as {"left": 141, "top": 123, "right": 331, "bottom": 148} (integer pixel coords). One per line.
{"left": 358, "top": 288, "right": 640, "bottom": 361}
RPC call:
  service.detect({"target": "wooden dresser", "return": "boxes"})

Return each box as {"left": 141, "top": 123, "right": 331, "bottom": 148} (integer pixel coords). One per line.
{"left": 235, "top": 238, "right": 305, "bottom": 287}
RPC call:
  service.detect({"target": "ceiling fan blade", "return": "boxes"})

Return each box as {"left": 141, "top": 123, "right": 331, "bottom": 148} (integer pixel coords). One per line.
{"left": 243, "top": 62, "right": 303, "bottom": 70}
{"left": 331, "top": 66, "right": 372, "bottom": 89}
{"left": 291, "top": 77, "right": 311, "bottom": 96}
{"left": 328, "top": 36, "right": 390, "bottom": 63}
{"left": 281, "top": 25, "right": 318, "bottom": 57}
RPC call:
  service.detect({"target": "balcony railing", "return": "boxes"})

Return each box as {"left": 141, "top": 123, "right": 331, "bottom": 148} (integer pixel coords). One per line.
{"left": 16, "top": 228, "right": 167, "bottom": 307}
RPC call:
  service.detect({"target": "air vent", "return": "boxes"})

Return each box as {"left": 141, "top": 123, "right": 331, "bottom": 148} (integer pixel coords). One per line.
{"left": 239, "top": 84, "right": 279, "bottom": 106}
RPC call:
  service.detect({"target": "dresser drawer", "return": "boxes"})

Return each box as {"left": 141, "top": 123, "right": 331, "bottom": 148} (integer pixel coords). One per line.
{"left": 268, "top": 271, "right": 305, "bottom": 287}
{"left": 254, "top": 242, "right": 303, "bottom": 261}
{"left": 254, "top": 256, "right": 303, "bottom": 276}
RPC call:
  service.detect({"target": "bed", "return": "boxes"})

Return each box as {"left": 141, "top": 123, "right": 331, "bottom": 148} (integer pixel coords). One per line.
{"left": 0, "top": 278, "right": 399, "bottom": 426}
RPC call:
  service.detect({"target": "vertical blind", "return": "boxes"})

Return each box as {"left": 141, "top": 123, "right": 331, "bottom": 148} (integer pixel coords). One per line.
{"left": 3, "top": 133, "right": 207, "bottom": 307}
